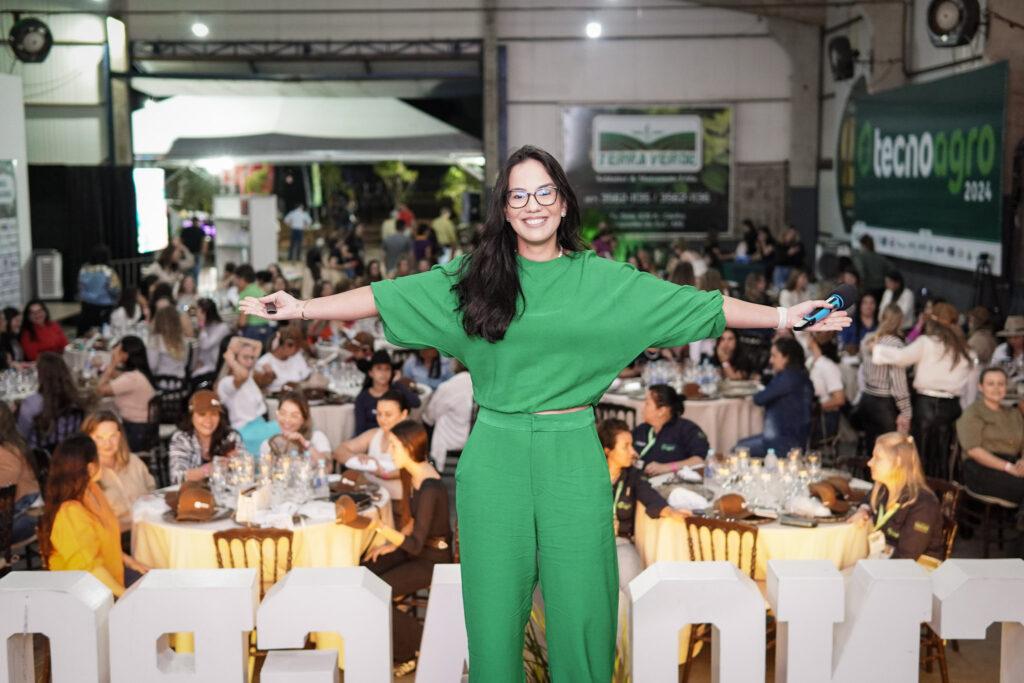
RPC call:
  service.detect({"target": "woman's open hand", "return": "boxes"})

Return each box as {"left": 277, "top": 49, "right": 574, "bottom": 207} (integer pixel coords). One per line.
{"left": 787, "top": 299, "right": 852, "bottom": 333}
{"left": 240, "top": 291, "right": 304, "bottom": 321}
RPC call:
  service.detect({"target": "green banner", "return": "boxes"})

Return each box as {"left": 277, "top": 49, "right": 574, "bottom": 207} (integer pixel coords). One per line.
{"left": 836, "top": 62, "right": 1007, "bottom": 274}
{"left": 562, "top": 106, "right": 732, "bottom": 236}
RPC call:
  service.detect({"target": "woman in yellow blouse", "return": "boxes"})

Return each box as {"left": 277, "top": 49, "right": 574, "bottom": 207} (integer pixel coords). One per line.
{"left": 40, "top": 434, "right": 149, "bottom": 597}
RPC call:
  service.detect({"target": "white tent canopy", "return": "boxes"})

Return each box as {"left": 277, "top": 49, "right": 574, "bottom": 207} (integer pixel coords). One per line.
{"left": 132, "top": 95, "right": 482, "bottom": 165}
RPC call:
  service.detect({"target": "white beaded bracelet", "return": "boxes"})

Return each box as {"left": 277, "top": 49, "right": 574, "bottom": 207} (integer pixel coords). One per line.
{"left": 776, "top": 306, "right": 788, "bottom": 330}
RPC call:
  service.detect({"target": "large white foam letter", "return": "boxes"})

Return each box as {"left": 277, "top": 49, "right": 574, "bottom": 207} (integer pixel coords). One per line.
{"left": 930, "top": 558, "right": 1024, "bottom": 682}
{"left": 416, "top": 564, "right": 468, "bottom": 682}
{"left": 256, "top": 568, "right": 391, "bottom": 683}
{"left": 109, "top": 569, "right": 258, "bottom": 682}
{"left": 630, "top": 562, "right": 765, "bottom": 682}
{"left": 767, "top": 560, "right": 844, "bottom": 683}
{"left": 0, "top": 571, "right": 112, "bottom": 683}
{"left": 260, "top": 650, "right": 339, "bottom": 683}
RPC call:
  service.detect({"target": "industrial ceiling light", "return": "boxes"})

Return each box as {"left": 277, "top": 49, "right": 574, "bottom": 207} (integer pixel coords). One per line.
{"left": 926, "top": 0, "right": 980, "bottom": 47}
{"left": 8, "top": 17, "right": 53, "bottom": 63}
{"left": 191, "top": 21, "right": 210, "bottom": 38}
{"left": 585, "top": 21, "right": 602, "bottom": 39}
{"left": 827, "top": 36, "right": 858, "bottom": 82}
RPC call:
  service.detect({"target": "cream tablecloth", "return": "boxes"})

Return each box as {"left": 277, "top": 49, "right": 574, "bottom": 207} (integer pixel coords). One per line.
{"left": 633, "top": 504, "right": 869, "bottom": 581}
{"left": 601, "top": 393, "right": 764, "bottom": 453}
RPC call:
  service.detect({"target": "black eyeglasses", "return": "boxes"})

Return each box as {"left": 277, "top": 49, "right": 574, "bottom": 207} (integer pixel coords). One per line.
{"left": 505, "top": 185, "right": 559, "bottom": 209}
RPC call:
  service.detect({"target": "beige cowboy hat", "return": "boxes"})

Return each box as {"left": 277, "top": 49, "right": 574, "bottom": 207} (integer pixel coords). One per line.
{"left": 997, "top": 315, "right": 1024, "bottom": 337}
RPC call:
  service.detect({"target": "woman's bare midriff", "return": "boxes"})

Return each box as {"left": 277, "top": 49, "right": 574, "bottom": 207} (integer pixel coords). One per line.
{"left": 533, "top": 405, "right": 589, "bottom": 415}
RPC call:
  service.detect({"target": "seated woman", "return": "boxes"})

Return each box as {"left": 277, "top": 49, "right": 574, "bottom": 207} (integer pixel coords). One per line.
{"left": 601, "top": 419, "right": 690, "bottom": 592}
{"left": 255, "top": 325, "right": 313, "bottom": 394}
{"left": 193, "top": 298, "right": 231, "bottom": 377}
{"left": 148, "top": 305, "right": 190, "bottom": 379}
{"left": 168, "top": 390, "right": 242, "bottom": 484}
{"left": 109, "top": 285, "right": 146, "bottom": 330}
{"left": 217, "top": 336, "right": 275, "bottom": 454}
{"left": 258, "top": 390, "right": 331, "bottom": 463}
{"left": 401, "top": 348, "right": 454, "bottom": 391}
{"left": 81, "top": 411, "right": 155, "bottom": 536}
{"left": 0, "top": 403, "right": 41, "bottom": 544}
{"left": 421, "top": 360, "right": 474, "bottom": 472}
{"left": 956, "top": 367, "right": 1024, "bottom": 508}
{"left": 851, "top": 432, "right": 944, "bottom": 563}
{"left": 806, "top": 331, "right": 845, "bottom": 441}
{"left": 353, "top": 350, "right": 421, "bottom": 436}
{"left": 632, "top": 384, "right": 710, "bottom": 475}
{"left": 339, "top": 420, "right": 452, "bottom": 676}
{"left": 19, "top": 299, "right": 68, "bottom": 362}
{"left": 839, "top": 291, "right": 878, "bottom": 353}
{"left": 40, "top": 434, "right": 149, "bottom": 597}
{"left": 334, "top": 390, "right": 411, "bottom": 511}
{"left": 617, "top": 347, "right": 674, "bottom": 379}
{"left": 734, "top": 337, "right": 814, "bottom": 458}
{"left": 712, "top": 328, "right": 755, "bottom": 380}
{"left": 17, "top": 352, "right": 88, "bottom": 450}
{"left": 96, "top": 336, "right": 156, "bottom": 450}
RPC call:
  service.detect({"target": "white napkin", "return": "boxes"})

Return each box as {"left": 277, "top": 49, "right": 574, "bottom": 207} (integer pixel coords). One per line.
{"left": 785, "top": 495, "right": 832, "bottom": 518}
{"left": 345, "top": 455, "right": 396, "bottom": 473}
{"left": 648, "top": 472, "right": 674, "bottom": 487}
{"left": 849, "top": 477, "right": 873, "bottom": 492}
{"left": 667, "top": 487, "right": 709, "bottom": 511}
{"left": 678, "top": 466, "right": 702, "bottom": 483}
{"left": 297, "top": 500, "right": 337, "bottom": 521}
{"left": 253, "top": 502, "right": 298, "bottom": 529}
{"left": 132, "top": 495, "right": 170, "bottom": 520}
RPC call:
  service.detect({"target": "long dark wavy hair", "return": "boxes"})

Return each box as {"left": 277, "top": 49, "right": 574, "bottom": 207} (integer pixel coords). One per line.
{"left": 39, "top": 433, "right": 98, "bottom": 559}
{"left": 34, "top": 353, "right": 87, "bottom": 439}
{"left": 453, "top": 145, "right": 586, "bottom": 342}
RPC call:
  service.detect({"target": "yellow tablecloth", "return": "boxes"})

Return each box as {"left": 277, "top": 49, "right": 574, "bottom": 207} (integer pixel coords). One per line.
{"left": 633, "top": 504, "right": 869, "bottom": 581}
{"left": 601, "top": 393, "right": 764, "bottom": 453}
{"left": 131, "top": 493, "right": 393, "bottom": 668}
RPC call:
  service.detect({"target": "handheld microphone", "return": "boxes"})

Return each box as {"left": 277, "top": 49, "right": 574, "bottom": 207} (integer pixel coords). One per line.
{"left": 792, "top": 283, "right": 857, "bottom": 331}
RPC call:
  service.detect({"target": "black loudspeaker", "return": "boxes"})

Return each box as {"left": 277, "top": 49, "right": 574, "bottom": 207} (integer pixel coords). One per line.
{"left": 926, "top": 0, "right": 981, "bottom": 47}
{"left": 8, "top": 17, "right": 53, "bottom": 63}
{"left": 828, "top": 36, "right": 858, "bottom": 82}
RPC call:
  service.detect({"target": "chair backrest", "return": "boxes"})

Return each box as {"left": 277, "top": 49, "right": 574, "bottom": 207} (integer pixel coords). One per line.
{"left": 154, "top": 375, "right": 190, "bottom": 425}
{"left": 212, "top": 527, "right": 294, "bottom": 599}
{"left": 926, "top": 477, "right": 963, "bottom": 560}
{"left": 0, "top": 484, "right": 16, "bottom": 566}
{"left": 595, "top": 402, "right": 638, "bottom": 431}
{"left": 685, "top": 515, "right": 759, "bottom": 580}
{"left": 29, "top": 408, "right": 85, "bottom": 452}
{"left": 124, "top": 396, "right": 163, "bottom": 453}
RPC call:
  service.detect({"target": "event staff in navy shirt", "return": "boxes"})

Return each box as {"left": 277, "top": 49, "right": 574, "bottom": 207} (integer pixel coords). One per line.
{"left": 632, "top": 384, "right": 710, "bottom": 476}
{"left": 734, "top": 337, "right": 813, "bottom": 457}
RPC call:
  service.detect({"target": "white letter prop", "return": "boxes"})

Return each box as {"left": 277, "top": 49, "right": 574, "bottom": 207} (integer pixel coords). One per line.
{"left": 109, "top": 569, "right": 258, "bottom": 683}
{"left": 416, "top": 564, "right": 468, "bottom": 681}
{"left": 831, "top": 560, "right": 932, "bottom": 683}
{"left": 260, "top": 650, "right": 339, "bottom": 683}
{"left": 629, "top": 561, "right": 765, "bottom": 683}
{"left": 256, "top": 568, "right": 391, "bottom": 683}
{"left": 766, "top": 560, "right": 844, "bottom": 683}
{"left": 929, "top": 558, "right": 1024, "bottom": 682}
{"left": 0, "top": 571, "right": 112, "bottom": 683}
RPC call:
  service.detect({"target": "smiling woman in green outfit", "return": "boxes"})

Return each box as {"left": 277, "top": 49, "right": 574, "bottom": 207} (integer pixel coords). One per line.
{"left": 242, "top": 145, "right": 848, "bottom": 682}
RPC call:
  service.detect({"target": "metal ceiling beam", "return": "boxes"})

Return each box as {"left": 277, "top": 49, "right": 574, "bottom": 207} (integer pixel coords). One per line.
{"left": 130, "top": 39, "right": 483, "bottom": 62}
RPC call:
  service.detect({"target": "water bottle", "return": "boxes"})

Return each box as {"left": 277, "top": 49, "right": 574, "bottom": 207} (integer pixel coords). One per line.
{"left": 703, "top": 448, "right": 717, "bottom": 486}
{"left": 314, "top": 459, "right": 329, "bottom": 499}
{"left": 764, "top": 448, "right": 778, "bottom": 472}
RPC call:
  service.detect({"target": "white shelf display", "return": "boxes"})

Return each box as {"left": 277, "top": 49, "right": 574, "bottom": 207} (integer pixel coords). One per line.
{"left": 212, "top": 195, "right": 279, "bottom": 273}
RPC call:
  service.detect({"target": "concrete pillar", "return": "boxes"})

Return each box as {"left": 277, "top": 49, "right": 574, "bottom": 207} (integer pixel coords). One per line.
{"left": 482, "top": 0, "right": 500, "bottom": 186}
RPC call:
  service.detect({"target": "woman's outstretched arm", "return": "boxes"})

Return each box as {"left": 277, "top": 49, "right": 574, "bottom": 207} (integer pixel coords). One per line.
{"left": 240, "top": 286, "right": 378, "bottom": 323}
{"left": 722, "top": 296, "right": 850, "bottom": 333}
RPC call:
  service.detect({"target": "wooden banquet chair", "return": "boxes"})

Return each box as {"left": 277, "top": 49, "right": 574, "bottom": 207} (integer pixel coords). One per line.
{"left": 920, "top": 477, "right": 964, "bottom": 683}
{"left": 595, "top": 402, "right": 637, "bottom": 431}
{"left": 680, "top": 516, "right": 768, "bottom": 683}
{"left": 212, "top": 528, "right": 296, "bottom": 674}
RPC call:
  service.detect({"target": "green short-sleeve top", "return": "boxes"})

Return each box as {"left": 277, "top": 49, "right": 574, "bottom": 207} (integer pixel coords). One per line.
{"left": 369, "top": 249, "right": 726, "bottom": 414}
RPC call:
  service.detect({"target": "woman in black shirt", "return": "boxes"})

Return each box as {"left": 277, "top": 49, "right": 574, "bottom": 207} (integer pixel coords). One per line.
{"left": 600, "top": 419, "right": 689, "bottom": 593}
{"left": 347, "top": 419, "right": 452, "bottom": 676}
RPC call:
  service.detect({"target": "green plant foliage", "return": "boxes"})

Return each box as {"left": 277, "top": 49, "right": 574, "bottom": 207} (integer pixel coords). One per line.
{"left": 373, "top": 160, "right": 419, "bottom": 205}
{"left": 244, "top": 168, "right": 269, "bottom": 194}
{"left": 167, "top": 167, "right": 219, "bottom": 213}
{"left": 435, "top": 166, "right": 481, "bottom": 220}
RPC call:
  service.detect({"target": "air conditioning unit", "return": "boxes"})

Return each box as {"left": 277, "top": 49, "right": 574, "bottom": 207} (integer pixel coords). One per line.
{"left": 33, "top": 249, "right": 63, "bottom": 299}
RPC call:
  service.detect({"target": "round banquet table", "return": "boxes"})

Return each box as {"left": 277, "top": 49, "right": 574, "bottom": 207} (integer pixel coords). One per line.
{"left": 131, "top": 490, "right": 393, "bottom": 668}
{"left": 633, "top": 503, "right": 869, "bottom": 581}
{"left": 266, "top": 384, "right": 432, "bottom": 446}
{"left": 601, "top": 392, "right": 764, "bottom": 454}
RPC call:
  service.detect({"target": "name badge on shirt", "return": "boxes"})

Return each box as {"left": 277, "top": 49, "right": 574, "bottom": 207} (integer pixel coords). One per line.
{"left": 660, "top": 444, "right": 676, "bottom": 452}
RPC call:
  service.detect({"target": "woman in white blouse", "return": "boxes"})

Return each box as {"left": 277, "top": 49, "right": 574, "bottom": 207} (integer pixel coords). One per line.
{"left": 193, "top": 299, "right": 231, "bottom": 376}
{"left": 148, "top": 306, "right": 189, "bottom": 378}
{"left": 878, "top": 271, "right": 915, "bottom": 331}
{"left": 217, "top": 336, "right": 274, "bottom": 453}
{"left": 255, "top": 325, "right": 312, "bottom": 393}
{"left": 871, "top": 302, "right": 974, "bottom": 479}
{"left": 421, "top": 361, "right": 474, "bottom": 471}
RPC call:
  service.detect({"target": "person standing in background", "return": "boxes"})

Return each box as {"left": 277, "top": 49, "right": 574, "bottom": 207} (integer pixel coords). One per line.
{"left": 284, "top": 203, "right": 313, "bottom": 261}
{"left": 431, "top": 207, "right": 458, "bottom": 263}
{"left": 77, "top": 244, "right": 121, "bottom": 335}
{"left": 179, "top": 220, "right": 206, "bottom": 282}
{"left": 853, "top": 234, "right": 890, "bottom": 301}
{"left": 383, "top": 219, "right": 413, "bottom": 274}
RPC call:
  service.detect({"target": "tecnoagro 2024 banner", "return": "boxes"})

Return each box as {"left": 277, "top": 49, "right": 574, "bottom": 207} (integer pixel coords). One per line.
{"left": 835, "top": 62, "right": 1007, "bottom": 275}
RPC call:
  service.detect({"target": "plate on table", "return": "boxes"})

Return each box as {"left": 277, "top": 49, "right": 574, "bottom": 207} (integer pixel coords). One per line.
{"left": 161, "top": 507, "right": 232, "bottom": 524}
{"left": 698, "top": 508, "right": 777, "bottom": 525}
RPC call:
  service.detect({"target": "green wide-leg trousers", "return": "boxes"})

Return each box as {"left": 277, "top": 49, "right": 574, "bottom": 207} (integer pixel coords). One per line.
{"left": 455, "top": 406, "right": 618, "bottom": 682}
